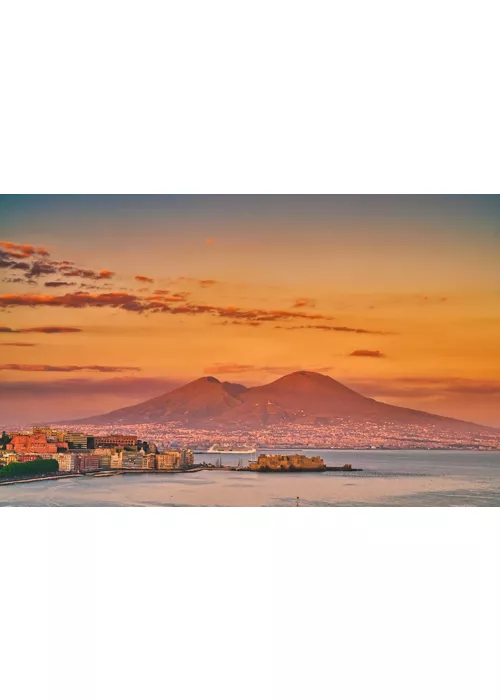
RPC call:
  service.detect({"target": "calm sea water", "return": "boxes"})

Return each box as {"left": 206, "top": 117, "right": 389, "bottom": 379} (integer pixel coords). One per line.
{"left": 1, "top": 450, "right": 499, "bottom": 506}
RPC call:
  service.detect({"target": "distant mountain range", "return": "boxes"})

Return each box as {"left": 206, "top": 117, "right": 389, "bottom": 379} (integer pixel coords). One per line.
{"left": 71, "top": 370, "right": 492, "bottom": 434}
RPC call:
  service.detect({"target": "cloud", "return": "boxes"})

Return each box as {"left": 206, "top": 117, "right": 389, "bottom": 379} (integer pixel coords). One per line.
{"left": 0, "top": 291, "right": 335, "bottom": 323}
{"left": 205, "top": 238, "right": 215, "bottom": 246}
{"left": 1, "top": 325, "right": 82, "bottom": 334}
{"left": 0, "top": 376, "right": 175, "bottom": 398}
{"left": 1, "top": 242, "right": 52, "bottom": 278}
{"left": 278, "top": 324, "right": 393, "bottom": 335}
{"left": 292, "top": 297, "right": 316, "bottom": 308}
{"left": 60, "top": 265, "right": 115, "bottom": 281}
{"left": 145, "top": 293, "right": 190, "bottom": 302}
{"left": 19, "top": 326, "right": 83, "bottom": 334}
{"left": 348, "top": 376, "right": 500, "bottom": 400}
{"left": 203, "top": 363, "right": 334, "bottom": 375}
{"left": 349, "top": 349, "right": 387, "bottom": 358}
{"left": 204, "top": 364, "right": 255, "bottom": 374}
{"left": 0, "top": 364, "right": 140, "bottom": 373}
{"left": 0, "top": 242, "right": 115, "bottom": 284}
{"left": 4, "top": 277, "right": 36, "bottom": 284}
{"left": 44, "top": 281, "right": 76, "bottom": 288}
{"left": 0, "top": 241, "right": 50, "bottom": 257}
{"left": 0, "top": 291, "right": 142, "bottom": 310}
{"left": 199, "top": 279, "right": 217, "bottom": 287}
{"left": 8, "top": 262, "right": 31, "bottom": 270}
{"left": 135, "top": 275, "right": 154, "bottom": 283}
{"left": 0, "top": 342, "right": 36, "bottom": 347}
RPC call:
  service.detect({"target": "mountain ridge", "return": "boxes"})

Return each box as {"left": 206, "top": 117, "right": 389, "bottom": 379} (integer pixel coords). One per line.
{"left": 68, "top": 370, "right": 495, "bottom": 433}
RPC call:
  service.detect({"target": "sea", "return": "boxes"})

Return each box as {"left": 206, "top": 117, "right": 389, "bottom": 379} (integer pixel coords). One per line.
{"left": 1, "top": 449, "right": 500, "bottom": 506}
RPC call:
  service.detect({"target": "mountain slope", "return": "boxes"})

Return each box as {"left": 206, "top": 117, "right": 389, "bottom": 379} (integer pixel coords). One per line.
{"left": 80, "top": 376, "right": 247, "bottom": 425}
{"left": 73, "top": 370, "right": 492, "bottom": 433}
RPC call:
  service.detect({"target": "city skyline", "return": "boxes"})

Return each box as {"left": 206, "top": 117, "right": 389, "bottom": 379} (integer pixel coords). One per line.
{"left": 1, "top": 195, "right": 499, "bottom": 426}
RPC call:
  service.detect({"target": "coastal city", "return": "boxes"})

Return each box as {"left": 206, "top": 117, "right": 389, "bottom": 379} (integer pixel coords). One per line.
{"left": 47, "top": 419, "right": 500, "bottom": 451}
{"left": 1, "top": 415, "right": 499, "bottom": 483}
{"left": 0, "top": 425, "right": 360, "bottom": 480}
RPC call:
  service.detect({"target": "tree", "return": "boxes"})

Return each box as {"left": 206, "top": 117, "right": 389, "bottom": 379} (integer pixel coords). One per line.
{"left": 0, "top": 431, "right": 11, "bottom": 449}
{"left": 0, "top": 458, "right": 59, "bottom": 480}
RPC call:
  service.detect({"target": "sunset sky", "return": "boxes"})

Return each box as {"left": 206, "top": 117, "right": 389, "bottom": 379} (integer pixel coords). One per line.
{"left": 1, "top": 195, "right": 499, "bottom": 426}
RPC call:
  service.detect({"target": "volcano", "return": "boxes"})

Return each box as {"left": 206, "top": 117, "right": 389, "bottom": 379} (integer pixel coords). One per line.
{"left": 74, "top": 370, "right": 491, "bottom": 434}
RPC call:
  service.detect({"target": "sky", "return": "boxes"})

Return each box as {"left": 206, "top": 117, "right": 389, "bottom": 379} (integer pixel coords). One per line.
{"left": 1, "top": 194, "right": 499, "bottom": 426}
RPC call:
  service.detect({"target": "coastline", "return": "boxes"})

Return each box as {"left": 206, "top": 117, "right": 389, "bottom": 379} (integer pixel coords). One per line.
{"left": 0, "top": 464, "right": 360, "bottom": 486}
{"left": 0, "top": 473, "right": 84, "bottom": 487}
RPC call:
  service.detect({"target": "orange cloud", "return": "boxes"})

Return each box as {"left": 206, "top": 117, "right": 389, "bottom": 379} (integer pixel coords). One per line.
{"left": 0, "top": 292, "right": 335, "bottom": 322}
{"left": 135, "top": 275, "right": 154, "bottom": 283}
{"left": 19, "top": 326, "right": 83, "bottom": 334}
{"left": 0, "top": 241, "right": 50, "bottom": 257}
{"left": 348, "top": 377, "right": 500, "bottom": 400}
{"left": 349, "top": 349, "right": 386, "bottom": 358}
{"left": 0, "top": 364, "right": 140, "bottom": 372}
{"left": 199, "top": 279, "right": 217, "bottom": 287}
{"left": 0, "top": 342, "right": 36, "bottom": 347}
{"left": 205, "top": 238, "right": 215, "bottom": 246}
{"left": 279, "top": 324, "right": 393, "bottom": 335}
{"left": 60, "top": 265, "right": 115, "bottom": 280}
{"left": 44, "top": 281, "right": 75, "bottom": 288}
{"left": 292, "top": 297, "right": 316, "bottom": 308}
{"left": 0, "top": 325, "right": 83, "bottom": 334}
{"left": 203, "top": 363, "right": 334, "bottom": 375}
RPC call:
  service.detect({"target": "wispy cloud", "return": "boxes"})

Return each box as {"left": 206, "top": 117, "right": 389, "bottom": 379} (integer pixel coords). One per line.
{"left": 0, "top": 342, "right": 37, "bottom": 347}
{"left": 348, "top": 376, "right": 500, "bottom": 399}
{"left": 0, "top": 364, "right": 141, "bottom": 373}
{"left": 0, "top": 325, "right": 82, "bottom": 334}
{"left": 203, "top": 363, "right": 334, "bottom": 375}
{"left": 44, "top": 281, "right": 76, "bottom": 288}
{"left": 0, "top": 292, "right": 336, "bottom": 323}
{"left": 292, "top": 297, "right": 316, "bottom": 308}
{"left": 349, "top": 349, "right": 387, "bottom": 358}
{"left": 135, "top": 275, "right": 154, "bottom": 283}
{"left": 277, "top": 324, "right": 394, "bottom": 335}
{"left": 199, "top": 279, "right": 217, "bottom": 287}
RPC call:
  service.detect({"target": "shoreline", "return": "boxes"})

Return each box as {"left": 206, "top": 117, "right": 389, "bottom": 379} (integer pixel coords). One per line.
{"left": 0, "top": 464, "right": 361, "bottom": 486}
{"left": 0, "top": 473, "right": 83, "bottom": 487}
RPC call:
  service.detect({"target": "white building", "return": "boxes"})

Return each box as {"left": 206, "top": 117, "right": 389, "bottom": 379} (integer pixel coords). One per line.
{"left": 54, "top": 453, "right": 76, "bottom": 472}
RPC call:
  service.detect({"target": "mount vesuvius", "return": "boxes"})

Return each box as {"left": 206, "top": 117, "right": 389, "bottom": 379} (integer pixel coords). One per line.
{"left": 70, "top": 371, "right": 493, "bottom": 434}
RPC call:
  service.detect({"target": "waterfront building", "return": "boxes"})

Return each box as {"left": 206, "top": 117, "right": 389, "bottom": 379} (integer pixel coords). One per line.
{"left": 73, "top": 454, "right": 100, "bottom": 472}
{"left": 182, "top": 449, "right": 194, "bottom": 466}
{"left": 121, "top": 452, "right": 155, "bottom": 469}
{"left": 156, "top": 451, "right": 181, "bottom": 469}
{"left": 95, "top": 434, "right": 138, "bottom": 448}
{"left": 248, "top": 453, "right": 325, "bottom": 471}
{"left": 54, "top": 453, "right": 75, "bottom": 472}
{"left": 110, "top": 453, "right": 122, "bottom": 469}
{"left": 92, "top": 447, "right": 114, "bottom": 469}
{"left": 156, "top": 449, "right": 194, "bottom": 469}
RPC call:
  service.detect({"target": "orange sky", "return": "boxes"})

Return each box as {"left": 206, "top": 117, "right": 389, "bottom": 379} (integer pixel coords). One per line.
{"left": 1, "top": 195, "right": 499, "bottom": 426}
